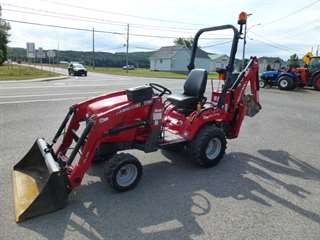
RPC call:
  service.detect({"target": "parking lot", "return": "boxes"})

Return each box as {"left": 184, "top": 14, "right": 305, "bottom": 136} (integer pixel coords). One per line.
{"left": 1, "top": 72, "right": 320, "bottom": 240}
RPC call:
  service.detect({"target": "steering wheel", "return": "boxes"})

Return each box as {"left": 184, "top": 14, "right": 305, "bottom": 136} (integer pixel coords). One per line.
{"left": 149, "top": 83, "right": 172, "bottom": 96}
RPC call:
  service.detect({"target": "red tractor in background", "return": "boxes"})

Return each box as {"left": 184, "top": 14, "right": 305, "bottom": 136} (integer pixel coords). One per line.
{"left": 296, "top": 56, "right": 320, "bottom": 90}
{"left": 260, "top": 56, "right": 320, "bottom": 91}
{"left": 12, "top": 14, "right": 261, "bottom": 223}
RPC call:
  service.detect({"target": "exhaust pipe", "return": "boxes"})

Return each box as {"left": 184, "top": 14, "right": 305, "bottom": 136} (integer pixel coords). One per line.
{"left": 12, "top": 138, "right": 69, "bottom": 223}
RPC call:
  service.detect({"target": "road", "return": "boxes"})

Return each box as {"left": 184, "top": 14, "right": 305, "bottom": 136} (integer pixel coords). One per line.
{"left": 0, "top": 71, "right": 320, "bottom": 240}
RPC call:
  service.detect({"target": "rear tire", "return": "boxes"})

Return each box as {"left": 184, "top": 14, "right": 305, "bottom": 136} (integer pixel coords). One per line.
{"left": 291, "top": 81, "right": 298, "bottom": 90}
{"left": 190, "top": 125, "right": 227, "bottom": 168}
{"left": 278, "top": 76, "right": 294, "bottom": 90}
{"left": 104, "top": 153, "right": 142, "bottom": 192}
{"left": 313, "top": 74, "right": 320, "bottom": 91}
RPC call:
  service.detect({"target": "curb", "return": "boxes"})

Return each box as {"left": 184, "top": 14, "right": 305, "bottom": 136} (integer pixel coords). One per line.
{"left": 0, "top": 75, "right": 69, "bottom": 83}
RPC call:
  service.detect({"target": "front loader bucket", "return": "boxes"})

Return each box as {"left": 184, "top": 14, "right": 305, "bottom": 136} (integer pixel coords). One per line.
{"left": 12, "top": 138, "right": 69, "bottom": 223}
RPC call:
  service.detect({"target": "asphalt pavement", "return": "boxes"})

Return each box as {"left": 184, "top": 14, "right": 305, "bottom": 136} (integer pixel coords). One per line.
{"left": 0, "top": 69, "right": 320, "bottom": 240}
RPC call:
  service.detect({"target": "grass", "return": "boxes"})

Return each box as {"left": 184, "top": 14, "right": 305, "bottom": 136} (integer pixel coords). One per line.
{"left": 88, "top": 67, "right": 218, "bottom": 79}
{"left": 32, "top": 64, "right": 218, "bottom": 79}
{"left": 0, "top": 64, "right": 60, "bottom": 81}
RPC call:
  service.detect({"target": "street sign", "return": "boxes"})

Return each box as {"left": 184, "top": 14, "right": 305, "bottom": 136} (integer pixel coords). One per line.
{"left": 47, "top": 50, "right": 56, "bottom": 58}
{"left": 26, "top": 42, "right": 35, "bottom": 58}
{"left": 37, "top": 47, "right": 45, "bottom": 59}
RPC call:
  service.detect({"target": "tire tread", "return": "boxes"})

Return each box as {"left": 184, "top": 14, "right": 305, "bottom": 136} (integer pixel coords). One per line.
{"left": 190, "top": 125, "right": 227, "bottom": 168}
{"left": 104, "top": 153, "right": 142, "bottom": 191}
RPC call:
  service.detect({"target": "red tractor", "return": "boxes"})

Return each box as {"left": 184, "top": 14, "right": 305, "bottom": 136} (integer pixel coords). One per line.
{"left": 259, "top": 56, "right": 320, "bottom": 91}
{"left": 12, "top": 18, "right": 261, "bottom": 222}
{"left": 296, "top": 56, "right": 320, "bottom": 90}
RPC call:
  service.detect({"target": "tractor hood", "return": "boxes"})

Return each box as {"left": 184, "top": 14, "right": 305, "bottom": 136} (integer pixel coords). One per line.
{"left": 86, "top": 91, "right": 130, "bottom": 116}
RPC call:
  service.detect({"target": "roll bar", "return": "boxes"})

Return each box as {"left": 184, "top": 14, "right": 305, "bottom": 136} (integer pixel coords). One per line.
{"left": 188, "top": 24, "right": 240, "bottom": 74}
{"left": 187, "top": 24, "right": 243, "bottom": 109}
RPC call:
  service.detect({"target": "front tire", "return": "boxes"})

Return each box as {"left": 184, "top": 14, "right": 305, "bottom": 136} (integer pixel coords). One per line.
{"left": 259, "top": 79, "right": 266, "bottom": 88}
{"left": 104, "top": 153, "right": 142, "bottom": 192}
{"left": 278, "top": 76, "right": 294, "bottom": 90}
{"left": 190, "top": 125, "right": 227, "bottom": 168}
{"left": 94, "top": 151, "right": 117, "bottom": 163}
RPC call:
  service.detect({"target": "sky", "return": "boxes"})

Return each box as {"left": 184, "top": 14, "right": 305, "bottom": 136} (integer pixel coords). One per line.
{"left": 1, "top": 0, "right": 320, "bottom": 60}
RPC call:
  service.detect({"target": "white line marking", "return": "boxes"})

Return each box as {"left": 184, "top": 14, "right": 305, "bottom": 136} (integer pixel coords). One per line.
{"left": 0, "top": 83, "right": 121, "bottom": 90}
{"left": 0, "top": 91, "right": 105, "bottom": 99}
{"left": 0, "top": 96, "right": 88, "bottom": 105}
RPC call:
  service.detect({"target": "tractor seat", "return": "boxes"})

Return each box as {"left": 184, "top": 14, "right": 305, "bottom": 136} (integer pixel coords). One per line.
{"left": 167, "top": 69, "right": 208, "bottom": 108}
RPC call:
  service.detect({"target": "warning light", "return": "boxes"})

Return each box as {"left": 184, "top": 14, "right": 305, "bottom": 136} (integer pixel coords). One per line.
{"left": 238, "top": 12, "right": 248, "bottom": 25}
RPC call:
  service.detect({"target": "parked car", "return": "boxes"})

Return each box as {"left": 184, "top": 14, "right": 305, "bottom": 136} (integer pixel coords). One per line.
{"left": 122, "top": 65, "right": 135, "bottom": 70}
{"left": 68, "top": 63, "right": 87, "bottom": 76}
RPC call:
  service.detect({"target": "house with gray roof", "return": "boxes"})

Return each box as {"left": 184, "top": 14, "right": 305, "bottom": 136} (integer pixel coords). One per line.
{"left": 258, "top": 57, "right": 287, "bottom": 72}
{"left": 149, "top": 46, "right": 213, "bottom": 72}
{"left": 208, "top": 54, "right": 229, "bottom": 71}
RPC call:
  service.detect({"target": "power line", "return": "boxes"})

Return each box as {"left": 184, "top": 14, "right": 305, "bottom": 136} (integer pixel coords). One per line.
{"left": 258, "top": 0, "right": 320, "bottom": 26}
{"left": 39, "top": 0, "right": 205, "bottom": 26}
{"left": 2, "top": 3, "right": 198, "bottom": 32}
{"left": 131, "top": 46, "right": 158, "bottom": 51}
{"left": 2, "top": 4, "right": 232, "bottom": 38}
{"left": 278, "top": 21, "right": 320, "bottom": 38}
{"left": 104, "top": 45, "right": 126, "bottom": 51}
{"left": 249, "top": 38, "right": 291, "bottom": 52}
{"left": 248, "top": 37, "right": 303, "bottom": 54}
{"left": 249, "top": 32, "right": 297, "bottom": 52}
{"left": 2, "top": 18, "right": 125, "bottom": 34}
{"left": 3, "top": 18, "right": 231, "bottom": 40}
{"left": 201, "top": 40, "right": 233, "bottom": 48}
{"left": 2, "top": 6, "right": 126, "bottom": 27}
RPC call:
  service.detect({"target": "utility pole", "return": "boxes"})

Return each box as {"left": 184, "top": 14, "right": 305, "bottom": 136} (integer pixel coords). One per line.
{"left": 57, "top": 41, "right": 60, "bottom": 65}
{"left": 92, "top": 27, "right": 95, "bottom": 70}
{"left": 241, "top": 13, "right": 252, "bottom": 70}
{"left": 126, "top": 24, "right": 129, "bottom": 73}
{"left": 241, "top": 22, "right": 247, "bottom": 70}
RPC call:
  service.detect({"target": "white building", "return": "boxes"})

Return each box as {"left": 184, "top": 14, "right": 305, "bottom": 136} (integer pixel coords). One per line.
{"left": 258, "top": 57, "right": 287, "bottom": 72}
{"left": 208, "top": 54, "right": 229, "bottom": 71}
{"left": 149, "top": 46, "right": 213, "bottom": 72}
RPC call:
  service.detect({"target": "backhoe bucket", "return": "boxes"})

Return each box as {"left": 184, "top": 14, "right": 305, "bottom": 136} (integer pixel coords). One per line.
{"left": 244, "top": 95, "right": 261, "bottom": 117}
{"left": 12, "top": 138, "right": 69, "bottom": 223}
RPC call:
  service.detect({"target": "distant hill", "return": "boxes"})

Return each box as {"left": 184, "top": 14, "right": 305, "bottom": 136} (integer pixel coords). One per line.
{"left": 8, "top": 47, "right": 154, "bottom": 68}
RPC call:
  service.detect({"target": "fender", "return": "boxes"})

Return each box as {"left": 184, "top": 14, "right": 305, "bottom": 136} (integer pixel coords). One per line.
{"left": 277, "top": 72, "right": 297, "bottom": 80}
{"left": 260, "top": 70, "right": 279, "bottom": 80}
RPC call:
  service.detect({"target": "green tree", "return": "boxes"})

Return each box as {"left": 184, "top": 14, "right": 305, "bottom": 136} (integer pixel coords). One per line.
{"left": 288, "top": 53, "right": 299, "bottom": 68}
{"left": 0, "top": 4, "right": 10, "bottom": 65}
{"left": 174, "top": 37, "right": 194, "bottom": 49}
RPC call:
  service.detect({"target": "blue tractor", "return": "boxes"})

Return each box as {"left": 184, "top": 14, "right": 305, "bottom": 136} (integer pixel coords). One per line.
{"left": 259, "top": 70, "right": 301, "bottom": 90}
